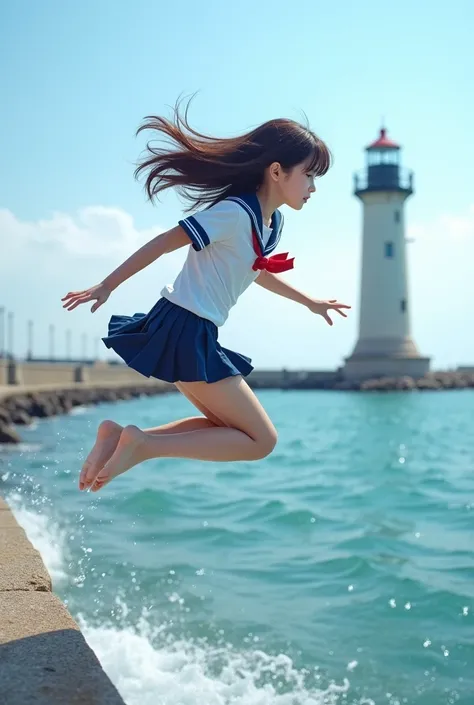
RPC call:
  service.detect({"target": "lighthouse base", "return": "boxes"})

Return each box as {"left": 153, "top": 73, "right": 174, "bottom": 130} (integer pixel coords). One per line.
{"left": 343, "top": 353, "right": 430, "bottom": 382}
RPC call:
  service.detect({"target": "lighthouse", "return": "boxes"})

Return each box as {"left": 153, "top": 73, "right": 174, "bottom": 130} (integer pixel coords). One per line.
{"left": 343, "top": 127, "right": 430, "bottom": 381}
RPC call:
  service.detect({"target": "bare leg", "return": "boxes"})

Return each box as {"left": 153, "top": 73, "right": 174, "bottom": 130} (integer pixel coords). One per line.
{"left": 80, "top": 382, "right": 226, "bottom": 490}
{"left": 91, "top": 376, "right": 277, "bottom": 492}
{"left": 80, "top": 416, "right": 218, "bottom": 490}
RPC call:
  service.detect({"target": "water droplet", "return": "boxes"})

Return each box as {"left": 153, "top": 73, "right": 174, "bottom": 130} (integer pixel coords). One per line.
{"left": 399, "top": 457, "right": 406, "bottom": 464}
{"left": 462, "top": 606, "right": 469, "bottom": 616}
{"left": 405, "top": 602, "right": 412, "bottom": 610}
{"left": 423, "top": 639, "right": 431, "bottom": 648}
{"left": 389, "top": 599, "right": 396, "bottom": 608}
{"left": 347, "top": 660, "right": 358, "bottom": 671}
{"left": 348, "top": 584, "right": 354, "bottom": 592}
{"left": 310, "top": 517, "right": 316, "bottom": 523}
{"left": 196, "top": 568, "right": 205, "bottom": 576}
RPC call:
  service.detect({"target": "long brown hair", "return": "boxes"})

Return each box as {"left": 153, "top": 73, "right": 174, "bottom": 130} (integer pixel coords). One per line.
{"left": 134, "top": 97, "right": 331, "bottom": 211}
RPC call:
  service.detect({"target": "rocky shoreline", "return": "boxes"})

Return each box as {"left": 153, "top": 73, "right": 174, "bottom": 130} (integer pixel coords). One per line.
{"left": 1, "top": 371, "right": 473, "bottom": 444}
{"left": 334, "top": 370, "right": 474, "bottom": 392}
{"left": 0, "top": 383, "right": 173, "bottom": 444}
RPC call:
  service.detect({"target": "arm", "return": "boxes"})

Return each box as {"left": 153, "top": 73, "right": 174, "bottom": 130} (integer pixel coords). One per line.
{"left": 255, "top": 271, "right": 351, "bottom": 326}
{"left": 62, "top": 225, "right": 191, "bottom": 312}
{"left": 254, "top": 270, "right": 313, "bottom": 307}
{"left": 102, "top": 225, "right": 190, "bottom": 291}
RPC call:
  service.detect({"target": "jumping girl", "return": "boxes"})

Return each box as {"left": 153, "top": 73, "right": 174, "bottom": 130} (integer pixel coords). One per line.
{"left": 62, "top": 100, "right": 350, "bottom": 492}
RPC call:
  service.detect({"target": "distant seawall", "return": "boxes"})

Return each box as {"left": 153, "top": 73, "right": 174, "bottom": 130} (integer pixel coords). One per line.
{"left": 0, "top": 359, "right": 175, "bottom": 444}
{"left": 0, "top": 496, "right": 126, "bottom": 705}
{"left": 1, "top": 359, "right": 474, "bottom": 444}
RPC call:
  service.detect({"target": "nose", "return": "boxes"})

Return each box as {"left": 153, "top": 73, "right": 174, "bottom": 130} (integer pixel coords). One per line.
{"left": 309, "top": 183, "right": 316, "bottom": 193}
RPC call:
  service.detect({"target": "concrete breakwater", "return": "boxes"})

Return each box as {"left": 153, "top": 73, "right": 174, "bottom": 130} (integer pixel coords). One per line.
{"left": 0, "top": 496, "right": 126, "bottom": 705}
{"left": 0, "top": 358, "right": 175, "bottom": 444}
{"left": 0, "top": 381, "right": 173, "bottom": 444}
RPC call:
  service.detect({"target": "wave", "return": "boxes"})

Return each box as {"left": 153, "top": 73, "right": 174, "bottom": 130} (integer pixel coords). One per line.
{"left": 78, "top": 607, "right": 355, "bottom": 705}
{"left": 7, "top": 492, "right": 69, "bottom": 584}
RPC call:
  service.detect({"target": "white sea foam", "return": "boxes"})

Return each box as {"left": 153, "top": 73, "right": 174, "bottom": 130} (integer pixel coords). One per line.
{"left": 78, "top": 612, "right": 352, "bottom": 705}
{"left": 7, "top": 493, "right": 68, "bottom": 584}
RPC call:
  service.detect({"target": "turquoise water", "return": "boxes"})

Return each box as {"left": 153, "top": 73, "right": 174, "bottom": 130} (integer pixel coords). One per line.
{"left": 1, "top": 389, "right": 473, "bottom": 704}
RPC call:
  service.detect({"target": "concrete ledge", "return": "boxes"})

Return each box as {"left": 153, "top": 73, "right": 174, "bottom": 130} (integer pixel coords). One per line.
{"left": 0, "top": 496, "right": 125, "bottom": 704}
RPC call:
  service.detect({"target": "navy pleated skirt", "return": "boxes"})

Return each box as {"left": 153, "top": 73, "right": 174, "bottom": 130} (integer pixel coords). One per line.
{"left": 102, "top": 297, "right": 254, "bottom": 384}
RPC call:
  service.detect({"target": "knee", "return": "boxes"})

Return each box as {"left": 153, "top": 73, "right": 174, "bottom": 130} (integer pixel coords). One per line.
{"left": 252, "top": 427, "right": 278, "bottom": 460}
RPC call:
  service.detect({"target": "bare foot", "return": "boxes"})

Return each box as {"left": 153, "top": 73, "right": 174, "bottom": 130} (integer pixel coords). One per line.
{"left": 80, "top": 420, "right": 123, "bottom": 491}
{"left": 91, "top": 425, "right": 148, "bottom": 492}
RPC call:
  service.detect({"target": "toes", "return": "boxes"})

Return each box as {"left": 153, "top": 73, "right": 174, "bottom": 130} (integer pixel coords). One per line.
{"left": 84, "top": 466, "right": 100, "bottom": 488}
{"left": 90, "top": 476, "right": 107, "bottom": 492}
{"left": 79, "top": 462, "right": 91, "bottom": 490}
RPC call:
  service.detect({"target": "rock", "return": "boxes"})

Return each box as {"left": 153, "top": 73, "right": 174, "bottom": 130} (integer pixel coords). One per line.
{"left": 360, "top": 377, "right": 388, "bottom": 391}
{"left": 395, "top": 376, "right": 416, "bottom": 390}
{"left": 0, "top": 423, "right": 21, "bottom": 444}
{"left": 10, "top": 409, "right": 33, "bottom": 426}
{"left": 5, "top": 395, "right": 31, "bottom": 414}
{"left": 416, "top": 377, "right": 442, "bottom": 390}
{"left": 54, "top": 393, "right": 73, "bottom": 414}
{"left": 0, "top": 407, "right": 12, "bottom": 425}
{"left": 29, "top": 399, "right": 55, "bottom": 418}
{"left": 0, "top": 383, "right": 170, "bottom": 443}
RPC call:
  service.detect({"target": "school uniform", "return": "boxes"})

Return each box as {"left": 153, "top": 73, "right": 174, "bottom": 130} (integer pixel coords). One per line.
{"left": 102, "top": 193, "right": 293, "bottom": 383}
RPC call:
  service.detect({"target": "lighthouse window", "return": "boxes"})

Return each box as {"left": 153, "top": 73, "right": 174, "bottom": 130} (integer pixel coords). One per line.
{"left": 394, "top": 210, "right": 400, "bottom": 223}
{"left": 385, "top": 242, "right": 394, "bottom": 258}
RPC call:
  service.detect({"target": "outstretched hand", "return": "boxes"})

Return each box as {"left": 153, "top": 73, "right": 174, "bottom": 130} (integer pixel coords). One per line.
{"left": 308, "top": 298, "right": 351, "bottom": 326}
{"left": 61, "top": 283, "right": 111, "bottom": 313}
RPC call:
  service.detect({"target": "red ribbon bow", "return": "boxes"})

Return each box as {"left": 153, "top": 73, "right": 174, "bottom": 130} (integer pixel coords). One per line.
{"left": 251, "top": 231, "right": 294, "bottom": 274}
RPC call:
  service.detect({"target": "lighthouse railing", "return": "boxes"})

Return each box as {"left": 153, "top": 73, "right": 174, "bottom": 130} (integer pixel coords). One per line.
{"left": 353, "top": 168, "right": 413, "bottom": 193}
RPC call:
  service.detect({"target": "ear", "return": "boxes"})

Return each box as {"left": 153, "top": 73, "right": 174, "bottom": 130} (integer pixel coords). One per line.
{"left": 268, "top": 161, "right": 282, "bottom": 182}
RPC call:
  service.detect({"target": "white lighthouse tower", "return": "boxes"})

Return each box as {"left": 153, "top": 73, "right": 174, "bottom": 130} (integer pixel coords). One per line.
{"left": 344, "top": 127, "right": 430, "bottom": 381}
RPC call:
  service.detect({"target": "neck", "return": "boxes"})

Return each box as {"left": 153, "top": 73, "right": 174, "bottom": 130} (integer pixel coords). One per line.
{"left": 256, "top": 184, "right": 282, "bottom": 226}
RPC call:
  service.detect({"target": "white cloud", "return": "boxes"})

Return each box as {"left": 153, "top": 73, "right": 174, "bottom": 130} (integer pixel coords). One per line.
{"left": 0, "top": 206, "right": 158, "bottom": 257}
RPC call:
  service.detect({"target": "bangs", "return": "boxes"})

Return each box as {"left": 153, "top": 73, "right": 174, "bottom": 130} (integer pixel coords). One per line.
{"left": 304, "top": 135, "right": 332, "bottom": 177}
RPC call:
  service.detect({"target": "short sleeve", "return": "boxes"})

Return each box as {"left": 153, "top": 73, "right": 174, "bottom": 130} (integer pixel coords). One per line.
{"left": 178, "top": 199, "right": 241, "bottom": 252}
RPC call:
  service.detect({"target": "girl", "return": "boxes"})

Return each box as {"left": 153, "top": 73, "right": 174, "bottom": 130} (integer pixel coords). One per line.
{"left": 62, "top": 100, "right": 350, "bottom": 492}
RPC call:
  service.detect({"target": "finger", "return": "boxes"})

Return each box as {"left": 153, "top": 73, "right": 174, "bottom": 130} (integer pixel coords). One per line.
{"left": 324, "top": 314, "right": 333, "bottom": 326}
{"left": 62, "top": 297, "right": 80, "bottom": 308}
{"left": 65, "top": 296, "right": 91, "bottom": 311}
{"left": 61, "top": 291, "right": 84, "bottom": 301}
{"left": 91, "top": 301, "right": 102, "bottom": 313}
{"left": 62, "top": 297, "right": 84, "bottom": 310}
{"left": 329, "top": 303, "right": 351, "bottom": 311}
{"left": 336, "top": 309, "right": 348, "bottom": 318}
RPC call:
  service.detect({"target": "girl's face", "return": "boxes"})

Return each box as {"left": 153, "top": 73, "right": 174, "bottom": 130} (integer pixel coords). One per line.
{"left": 281, "top": 160, "right": 317, "bottom": 210}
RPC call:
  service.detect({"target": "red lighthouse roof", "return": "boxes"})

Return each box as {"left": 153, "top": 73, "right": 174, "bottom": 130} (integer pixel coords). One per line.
{"left": 367, "top": 127, "right": 399, "bottom": 150}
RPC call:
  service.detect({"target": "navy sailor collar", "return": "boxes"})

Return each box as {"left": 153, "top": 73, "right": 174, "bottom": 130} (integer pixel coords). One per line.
{"left": 226, "top": 193, "right": 284, "bottom": 256}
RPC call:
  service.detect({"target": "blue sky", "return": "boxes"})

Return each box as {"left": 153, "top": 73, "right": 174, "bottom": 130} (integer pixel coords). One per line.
{"left": 0, "top": 0, "right": 473, "bottom": 369}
